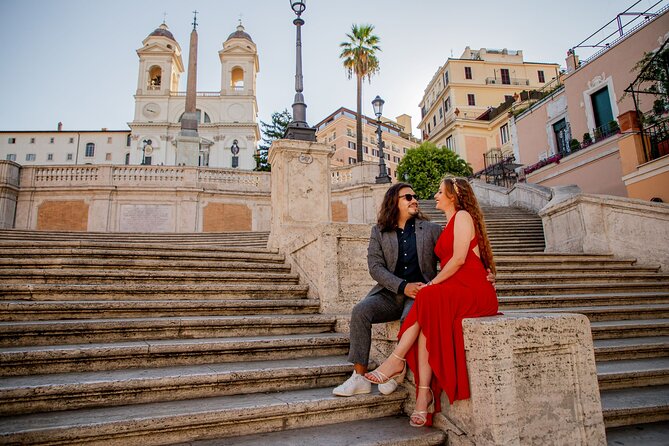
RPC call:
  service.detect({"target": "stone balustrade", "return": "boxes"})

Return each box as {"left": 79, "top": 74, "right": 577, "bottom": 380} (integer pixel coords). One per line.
{"left": 19, "top": 164, "right": 270, "bottom": 194}
{"left": 0, "top": 161, "right": 20, "bottom": 229}
{"left": 470, "top": 179, "right": 554, "bottom": 212}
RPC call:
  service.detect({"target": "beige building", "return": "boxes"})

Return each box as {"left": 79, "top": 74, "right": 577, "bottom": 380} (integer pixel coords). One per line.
{"left": 418, "top": 47, "right": 560, "bottom": 172}
{"left": 315, "top": 107, "right": 420, "bottom": 180}
{"left": 513, "top": 7, "right": 669, "bottom": 202}
{"left": 0, "top": 22, "right": 260, "bottom": 170}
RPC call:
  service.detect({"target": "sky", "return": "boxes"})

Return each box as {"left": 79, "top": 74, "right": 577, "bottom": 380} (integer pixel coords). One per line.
{"left": 0, "top": 0, "right": 659, "bottom": 136}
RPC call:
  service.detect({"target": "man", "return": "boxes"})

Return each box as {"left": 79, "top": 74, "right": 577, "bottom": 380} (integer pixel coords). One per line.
{"left": 333, "top": 182, "right": 442, "bottom": 396}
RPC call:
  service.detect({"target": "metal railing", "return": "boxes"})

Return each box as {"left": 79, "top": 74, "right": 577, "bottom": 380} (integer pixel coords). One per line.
{"left": 485, "top": 77, "right": 529, "bottom": 86}
{"left": 644, "top": 118, "right": 669, "bottom": 161}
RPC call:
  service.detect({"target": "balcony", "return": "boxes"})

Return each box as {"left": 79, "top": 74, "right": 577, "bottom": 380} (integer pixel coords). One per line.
{"left": 485, "top": 77, "right": 529, "bottom": 86}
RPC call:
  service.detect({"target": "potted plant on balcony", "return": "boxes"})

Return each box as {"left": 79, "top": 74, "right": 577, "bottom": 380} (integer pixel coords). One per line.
{"left": 608, "top": 120, "right": 620, "bottom": 135}
{"left": 582, "top": 132, "right": 592, "bottom": 147}
{"left": 569, "top": 138, "right": 581, "bottom": 152}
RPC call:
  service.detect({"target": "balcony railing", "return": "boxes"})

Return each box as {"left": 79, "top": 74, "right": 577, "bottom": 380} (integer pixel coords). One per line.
{"left": 485, "top": 77, "right": 529, "bottom": 86}
{"left": 644, "top": 118, "right": 669, "bottom": 162}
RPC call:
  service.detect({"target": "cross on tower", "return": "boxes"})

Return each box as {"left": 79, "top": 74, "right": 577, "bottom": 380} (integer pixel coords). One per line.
{"left": 162, "top": 12, "right": 167, "bottom": 24}
{"left": 192, "top": 10, "right": 198, "bottom": 29}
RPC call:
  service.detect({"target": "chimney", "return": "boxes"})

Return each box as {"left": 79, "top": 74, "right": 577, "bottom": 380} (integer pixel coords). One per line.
{"left": 396, "top": 114, "right": 413, "bottom": 135}
{"left": 57, "top": 122, "right": 63, "bottom": 132}
{"left": 566, "top": 49, "right": 580, "bottom": 73}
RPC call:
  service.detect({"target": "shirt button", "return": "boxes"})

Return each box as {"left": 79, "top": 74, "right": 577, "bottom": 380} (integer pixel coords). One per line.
{"left": 404, "top": 253, "right": 407, "bottom": 256}
{"left": 404, "top": 266, "right": 408, "bottom": 269}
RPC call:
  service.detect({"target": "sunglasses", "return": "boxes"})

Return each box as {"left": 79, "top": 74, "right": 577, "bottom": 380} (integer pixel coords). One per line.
{"left": 401, "top": 194, "right": 419, "bottom": 202}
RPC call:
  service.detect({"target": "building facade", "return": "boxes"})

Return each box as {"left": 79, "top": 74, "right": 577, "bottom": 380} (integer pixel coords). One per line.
{"left": 513, "top": 6, "right": 669, "bottom": 201}
{"left": 0, "top": 23, "right": 260, "bottom": 170}
{"left": 418, "top": 47, "right": 560, "bottom": 172}
{"left": 315, "top": 107, "right": 420, "bottom": 180}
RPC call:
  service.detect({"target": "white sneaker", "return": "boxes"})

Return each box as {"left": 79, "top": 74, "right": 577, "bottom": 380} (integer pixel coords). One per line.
{"left": 332, "top": 372, "right": 371, "bottom": 396}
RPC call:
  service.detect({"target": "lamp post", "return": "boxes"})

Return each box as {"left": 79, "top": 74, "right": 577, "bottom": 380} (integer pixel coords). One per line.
{"left": 284, "top": 0, "right": 316, "bottom": 141}
{"left": 142, "top": 139, "right": 152, "bottom": 166}
{"left": 231, "top": 139, "right": 240, "bottom": 168}
{"left": 372, "top": 95, "right": 391, "bottom": 184}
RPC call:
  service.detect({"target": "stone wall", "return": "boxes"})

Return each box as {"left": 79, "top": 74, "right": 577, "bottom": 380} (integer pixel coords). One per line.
{"left": 470, "top": 179, "right": 554, "bottom": 212}
{"left": 541, "top": 193, "right": 669, "bottom": 271}
{"left": 12, "top": 165, "right": 272, "bottom": 232}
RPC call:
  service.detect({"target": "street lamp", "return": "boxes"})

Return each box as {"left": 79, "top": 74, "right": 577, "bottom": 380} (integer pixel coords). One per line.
{"left": 372, "top": 95, "right": 391, "bottom": 184}
{"left": 284, "top": 0, "right": 316, "bottom": 141}
{"left": 142, "top": 139, "right": 152, "bottom": 166}
{"left": 231, "top": 139, "right": 240, "bottom": 168}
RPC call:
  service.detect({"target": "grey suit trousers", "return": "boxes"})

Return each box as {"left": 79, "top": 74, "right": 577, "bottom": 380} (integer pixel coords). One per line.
{"left": 347, "top": 288, "right": 414, "bottom": 366}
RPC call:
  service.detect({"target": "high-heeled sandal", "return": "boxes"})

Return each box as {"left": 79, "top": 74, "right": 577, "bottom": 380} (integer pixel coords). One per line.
{"left": 363, "top": 353, "right": 406, "bottom": 386}
{"left": 409, "top": 385, "right": 435, "bottom": 427}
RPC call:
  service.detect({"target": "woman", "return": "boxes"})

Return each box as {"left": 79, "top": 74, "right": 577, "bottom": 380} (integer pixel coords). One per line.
{"left": 364, "top": 176, "right": 498, "bottom": 427}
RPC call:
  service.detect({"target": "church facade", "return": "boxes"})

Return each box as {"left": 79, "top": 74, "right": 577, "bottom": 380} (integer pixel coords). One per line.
{"left": 0, "top": 22, "right": 260, "bottom": 170}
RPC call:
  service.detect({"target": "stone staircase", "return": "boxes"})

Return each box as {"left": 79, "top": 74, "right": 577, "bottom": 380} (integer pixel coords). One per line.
{"left": 421, "top": 201, "right": 669, "bottom": 444}
{"left": 0, "top": 230, "right": 445, "bottom": 445}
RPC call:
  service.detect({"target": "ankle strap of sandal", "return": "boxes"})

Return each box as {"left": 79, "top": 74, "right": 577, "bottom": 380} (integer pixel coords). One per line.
{"left": 391, "top": 353, "right": 406, "bottom": 362}
{"left": 417, "top": 385, "right": 431, "bottom": 389}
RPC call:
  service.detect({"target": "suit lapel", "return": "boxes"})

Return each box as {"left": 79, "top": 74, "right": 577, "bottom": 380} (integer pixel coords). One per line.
{"left": 416, "top": 220, "right": 425, "bottom": 270}
{"left": 384, "top": 229, "right": 398, "bottom": 273}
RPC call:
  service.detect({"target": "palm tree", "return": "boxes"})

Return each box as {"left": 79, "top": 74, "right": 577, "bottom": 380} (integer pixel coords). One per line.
{"left": 339, "top": 24, "right": 381, "bottom": 162}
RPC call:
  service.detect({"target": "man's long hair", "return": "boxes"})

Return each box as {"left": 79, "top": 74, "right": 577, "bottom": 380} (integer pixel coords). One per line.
{"left": 377, "top": 182, "right": 428, "bottom": 232}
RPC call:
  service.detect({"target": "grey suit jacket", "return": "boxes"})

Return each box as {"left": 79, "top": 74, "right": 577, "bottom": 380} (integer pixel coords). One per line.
{"left": 366, "top": 218, "right": 442, "bottom": 297}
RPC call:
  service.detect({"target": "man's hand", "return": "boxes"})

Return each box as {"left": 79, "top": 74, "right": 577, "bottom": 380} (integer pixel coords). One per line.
{"left": 486, "top": 268, "right": 496, "bottom": 289}
{"left": 404, "top": 282, "right": 426, "bottom": 298}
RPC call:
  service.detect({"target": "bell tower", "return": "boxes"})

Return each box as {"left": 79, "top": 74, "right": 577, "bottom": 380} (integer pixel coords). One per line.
{"left": 135, "top": 23, "right": 184, "bottom": 98}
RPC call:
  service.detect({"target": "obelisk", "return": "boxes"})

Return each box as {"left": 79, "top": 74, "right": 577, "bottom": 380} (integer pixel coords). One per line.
{"left": 176, "top": 11, "right": 200, "bottom": 166}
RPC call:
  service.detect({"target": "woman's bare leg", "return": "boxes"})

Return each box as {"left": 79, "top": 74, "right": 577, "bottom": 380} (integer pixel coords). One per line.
{"left": 412, "top": 330, "right": 434, "bottom": 422}
{"left": 365, "top": 321, "right": 420, "bottom": 381}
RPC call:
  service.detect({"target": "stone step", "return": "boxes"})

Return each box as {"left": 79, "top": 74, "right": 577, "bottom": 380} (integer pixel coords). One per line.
{"left": 0, "top": 240, "right": 277, "bottom": 255}
{"left": 590, "top": 319, "right": 669, "bottom": 340}
{"left": 497, "top": 265, "right": 660, "bottom": 273}
{"left": 188, "top": 416, "right": 446, "bottom": 446}
{"left": 0, "top": 333, "right": 350, "bottom": 376}
{"left": 496, "top": 272, "right": 669, "bottom": 285}
{"left": 594, "top": 337, "right": 669, "bottom": 361}
{"left": 0, "top": 314, "right": 338, "bottom": 347}
{"left": 497, "top": 282, "right": 669, "bottom": 296}
{"left": 0, "top": 269, "right": 301, "bottom": 285}
{"left": 0, "top": 247, "right": 286, "bottom": 263}
{"left": 0, "top": 258, "right": 292, "bottom": 272}
{"left": 0, "top": 283, "right": 310, "bottom": 300}
{"left": 0, "top": 356, "right": 353, "bottom": 416}
{"left": 0, "top": 299, "right": 321, "bottom": 321}
{"left": 495, "top": 253, "right": 622, "bottom": 262}
{"left": 499, "top": 292, "right": 669, "bottom": 309}
{"left": 600, "top": 385, "right": 669, "bottom": 428}
{"left": 0, "top": 387, "right": 407, "bottom": 445}
{"left": 0, "top": 233, "right": 270, "bottom": 245}
{"left": 597, "top": 357, "right": 669, "bottom": 390}
{"left": 605, "top": 421, "right": 669, "bottom": 446}
{"left": 0, "top": 229, "right": 270, "bottom": 240}
{"left": 506, "top": 304, "right": 669, "bottom": 322}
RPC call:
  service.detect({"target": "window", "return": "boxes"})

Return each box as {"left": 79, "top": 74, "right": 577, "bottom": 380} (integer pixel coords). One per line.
{"left": 347, "top": 128, "right": 353, "bottom": 136}
{"left": 500, "top": 68, "right": 510, "bottom": 85}
{"left": 85, "top": 143, "right": 95, "bottom": 157}
{"left": 348, "top": 157, "right": 356, "bottom": 164}
{"left": 468, "top": 94, "right": 476, "bottom": 106}
{"left": 504, "top": 95, "right": 514, "bottom": 103}
{"left": 464, "top": 67, "right": 472, "bottom": 79}
{"left": 591, "top": 86, "right": 614, "bottom": 130}
{"left": 47, "top": 153, "right": 54, "bottom": 161}
{"left": 386, "top": 153, "right": 390, "bottom": 160}
{"left": 126, "top": 134, "right": 132, "bottom": 146}
{"left": 105, "top": 153, "right": 112, "bottom": 161}
{"left": 7, "top": 138, "right": 15, "bottom": 144}
{"left": 107, "top": 137, "right": 112, "bottom": 144}
{"left": 393, "top": 156, "right": 400, "bottom": 163}
{"left": 66, "top": 153, "right": 73, "bottom": 161}
{"left": 433, "top": 116, "right": 437, "bottom": 126}
{"left": 553, "top": 119, "right": 569, "bottom": 154}
{"left": 30, "top": 137, "right": 36, "bottom": 144}
{"left": 443, "top": 71, "right": 449, "bottom": 86}
{"left": 347, "top": 141, "right": 356, "bottom": 150}
{"left": 26, "top": 154, "right": 36, "bottom": 161}
{"left": 50, "top": 137, "right": 55, "bottom": 144}
{"left": 427, "top": 123, "right": 431, "bottom": 133}
{"left": 231, "top": 156, "right": 238, "bottom": 168}
{"left": 446, "top": 136, "right": 454, "bottom": 150}
{"left": 403, "top": 147, "right": 408, "bottom": 154}
{"left": 538, "top": 70, "right": 545, "bottom": 83}
{"left": 231, "top": 67, "right": 244, "bottom": 90}
{"left": 363, "top": 146, "right": 369, "bottom": 154}
{"left": 145, "top": 156, "right": 153, "bottom": 166}
{"left": 372, "top": 149, "right": 378, "bottom": 157}
{"left": 444, "top": 97, "right": 451, "bottom": 112}
{"left": 69, "top": 138, "right": 74, "bottom": 144}
{"left": 6, "top": 154, "right": 16, "bottom": 161}
{"left": 124, "top": 153, "right": 130, "bottom": 165}
{"left": 439, "top": 107, "right": 443, "bottom": 120}
{"left": 387, "top": 168, "right": 391, "bottom": 176}
{"left": 500, "top": 124, "right": 509, "bottom": 145}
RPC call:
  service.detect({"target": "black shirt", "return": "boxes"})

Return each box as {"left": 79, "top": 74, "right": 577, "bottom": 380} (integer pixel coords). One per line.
{"left": 394, "top": 218, "right": 424, "bottom": 295}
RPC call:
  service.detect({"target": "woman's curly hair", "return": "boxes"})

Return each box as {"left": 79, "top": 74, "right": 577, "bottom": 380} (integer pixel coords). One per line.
{"left": 442, "top": 177, "right": 496, "bottom": 274}
{"left": 377, "top": 182, "right": 429, "bottom": 232}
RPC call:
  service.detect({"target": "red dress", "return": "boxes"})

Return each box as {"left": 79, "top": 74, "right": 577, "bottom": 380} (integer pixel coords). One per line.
{"left": 398, "top": 212, "right": 498, "bottom": 423}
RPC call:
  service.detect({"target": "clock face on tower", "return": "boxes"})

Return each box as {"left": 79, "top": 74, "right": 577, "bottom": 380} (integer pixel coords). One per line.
{"left": 142, "top": 103, "right": 161, "bottom": 119}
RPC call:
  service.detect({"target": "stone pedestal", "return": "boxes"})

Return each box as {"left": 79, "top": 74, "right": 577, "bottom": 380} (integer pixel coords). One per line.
{"left": 0, "top": 161, "right": 20, "bottom": 229}
{"left": 436, "top": 313, "right": 606, "bottom": 446}
{"left": 175, "top": 135, "right": 200, "bottom": 167}
{"left": 267, "top": 139, "right": 333, "bottom": 249}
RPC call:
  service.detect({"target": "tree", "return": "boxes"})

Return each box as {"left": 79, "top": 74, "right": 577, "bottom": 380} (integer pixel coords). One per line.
{"left": 396, "top": 142, "right": 473, "bottom": 199}
{"left": 339, "top": 24, "right": 381, "bottom": 162}
{"left": 255, "top": 109, "right": 292, "bottom": 172}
